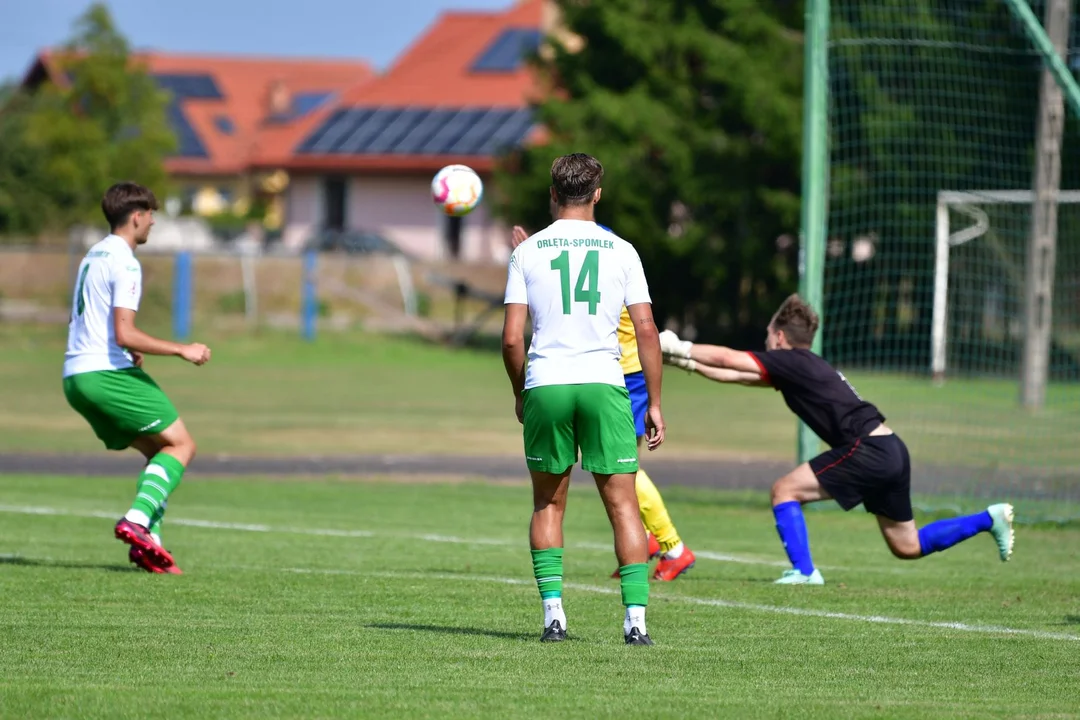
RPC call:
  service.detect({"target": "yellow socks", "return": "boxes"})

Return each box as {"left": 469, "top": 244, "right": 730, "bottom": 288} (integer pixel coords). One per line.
{"left": 634, "top": 468, "right": 681, "bottom": 552}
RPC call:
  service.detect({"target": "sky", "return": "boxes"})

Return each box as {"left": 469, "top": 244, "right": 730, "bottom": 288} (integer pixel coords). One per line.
{"left": 0, "top": 0, "right": 513, "bottom": 83}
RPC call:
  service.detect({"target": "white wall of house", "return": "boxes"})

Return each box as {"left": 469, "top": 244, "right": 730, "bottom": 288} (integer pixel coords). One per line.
{"left": 282, "top": 175, "right": 323, "bottom": 251}
{"left": 282, "top": 173, "right": 510, "bottom": 263}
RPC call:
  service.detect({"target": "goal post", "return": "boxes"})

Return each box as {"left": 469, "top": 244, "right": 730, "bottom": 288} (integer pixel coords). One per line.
{"left": 801, "top": 0, "right": 1080, "bottom": 521}
{"left": 931, "top": 190, "right": 1080, "bottom": 383}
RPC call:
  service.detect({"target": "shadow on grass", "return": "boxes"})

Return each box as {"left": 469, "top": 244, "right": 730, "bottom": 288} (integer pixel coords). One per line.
{"left": 0, "top": 555, "right": 136, "bottom": 573}
{"left": 1058, "top": 615, "right": 1080, "bottom": 626}
{"left": 365, "top": 622, "right": 536, "bottom": 642}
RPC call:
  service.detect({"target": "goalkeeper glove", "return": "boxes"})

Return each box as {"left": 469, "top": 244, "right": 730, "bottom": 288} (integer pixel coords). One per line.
{"left": 665, "top": 354, "right": 696, "bottom": 372}
{"left": 659, "top": 330, "right": 695, "bottom": 372}
{"left": 659, "top": 329, "right": 693, "bottom": 359}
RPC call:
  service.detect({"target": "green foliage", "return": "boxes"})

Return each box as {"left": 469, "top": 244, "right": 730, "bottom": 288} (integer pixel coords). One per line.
{"left": 0, "top": 85, "right": 56, "bottom": 238}
{"left": 0, "top": 3, "right": 175, "bottom": 236}
{"left": 495, "top": 0, "right": 804, "bottom": 342}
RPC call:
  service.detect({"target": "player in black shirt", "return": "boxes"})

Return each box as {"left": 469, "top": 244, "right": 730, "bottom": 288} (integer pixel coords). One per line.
{"left": 660, "top": 294, "right": 1015, "bottom": 585}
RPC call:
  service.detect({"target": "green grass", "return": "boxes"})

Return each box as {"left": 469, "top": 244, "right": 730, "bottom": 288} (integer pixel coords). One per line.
{"left": 2, "top": 324, "right": 1079, "bottom": 476}
{"left": 1, "top": 475, "right": 1078, "bottom": 719}
{"left": 0, "top": 325, "right": 794, "bottom": 460}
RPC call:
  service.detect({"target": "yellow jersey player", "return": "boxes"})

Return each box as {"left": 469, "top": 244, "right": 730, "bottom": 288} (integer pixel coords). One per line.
{"left": 508, "top": 224, "right": 696, "bottom": 582}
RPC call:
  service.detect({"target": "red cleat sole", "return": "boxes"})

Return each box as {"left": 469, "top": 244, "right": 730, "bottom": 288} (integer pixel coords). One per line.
{"left": 129, "top": 547, "right": 183, "bottom": 575}
{"left": 115, "top": 520, "right": 176, "bottom": 570}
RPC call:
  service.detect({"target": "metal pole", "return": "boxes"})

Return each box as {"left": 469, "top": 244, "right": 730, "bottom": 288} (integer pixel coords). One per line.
{"left": 302, "top": 250, "right": 317, "bottom": 342}
{"left": 931, "top": 194, "right": 950, "bottom": 384}
{"left": 797, "top": 0, "right": 830, "bottom": 463}
{"left": 172, "top": 251, "right": 192, "bottom": 341}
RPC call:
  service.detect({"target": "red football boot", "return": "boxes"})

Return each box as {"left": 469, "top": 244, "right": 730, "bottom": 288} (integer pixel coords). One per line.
{"left": 129, "top": 547, "right": 183, "bottom": 574}
{"left": 653, "top": 546, "right": 696, "bottom": 581}
{"left": 115, "top": 519, "right": 177, "bottom": 572}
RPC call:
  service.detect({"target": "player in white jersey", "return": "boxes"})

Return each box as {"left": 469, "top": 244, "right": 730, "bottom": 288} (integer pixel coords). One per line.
{"left": 63, "top": 182, "right": 211, "bottom": 575}
{"left": 502, "top": 153, "right": 666, "bottom": 645}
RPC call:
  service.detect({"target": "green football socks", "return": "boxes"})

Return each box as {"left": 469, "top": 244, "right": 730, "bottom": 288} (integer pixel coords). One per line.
{"left": 531, "top": 547, "right": 564, "bottom": 599}
{"left": 126, "top": 452, "right": 185, "bottom": 529}
{"left": 618, "top": 563, "right": 650, "bottom": 607}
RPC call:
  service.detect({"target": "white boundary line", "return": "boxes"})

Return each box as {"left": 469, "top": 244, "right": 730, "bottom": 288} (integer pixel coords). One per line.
{"left": 0, "top": 504, "right": 791, "bottom": 567}
{"left": 2, "top": 503, "right": 1077, "bottom": 642}
{"left": 4, "top": 507, "right": 1075, "bottom": 643}
{"left": 281, "top": 567, "right": 1080, "bottom": 642}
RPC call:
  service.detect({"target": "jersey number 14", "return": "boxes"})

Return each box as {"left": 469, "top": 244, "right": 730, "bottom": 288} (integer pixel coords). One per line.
{"left": 550, "top": 250, "right": 601, "bottom": 315}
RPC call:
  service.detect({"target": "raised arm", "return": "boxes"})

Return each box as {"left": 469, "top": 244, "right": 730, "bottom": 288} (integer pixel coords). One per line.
{"left": 659, "top": 331, "right": 768, "bottom": 386}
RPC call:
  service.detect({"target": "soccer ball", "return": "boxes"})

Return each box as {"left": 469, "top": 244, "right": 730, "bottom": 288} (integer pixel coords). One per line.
{"left": 431, "top": 164, "right": 483, "bottom": 217}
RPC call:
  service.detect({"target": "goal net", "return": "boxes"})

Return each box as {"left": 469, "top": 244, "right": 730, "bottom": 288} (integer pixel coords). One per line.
{"left": 823, "top": 1, "right": 1080, "bottom": 522}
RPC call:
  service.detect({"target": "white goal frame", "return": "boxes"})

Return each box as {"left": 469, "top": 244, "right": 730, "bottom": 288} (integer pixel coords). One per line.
{"left": 931, "top": 189, "right": 1080, "bottom": 380}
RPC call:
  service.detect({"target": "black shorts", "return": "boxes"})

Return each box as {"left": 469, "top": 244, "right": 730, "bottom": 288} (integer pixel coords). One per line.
{"left": 810, "top": 434, "right": 913, "bottom": 522}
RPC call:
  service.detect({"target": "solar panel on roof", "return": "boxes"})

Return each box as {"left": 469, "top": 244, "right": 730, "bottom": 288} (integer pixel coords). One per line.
{"left": 213, "top": 115, "right": 235, "bottom": 135}
{"left": 165, "top": 102, "right": 208, "bottom": 158}
{"left": 294, "top": 106, "right": 535, "bottom": 157}
{"left": 292, "top": 92, "right": 335, "bottom": 118}
{"left": 479, "top": 108, "right": 535, "bottom": 154}
{"left": 445, "top": 108, "right": 512, "bottom": 155}
{"left": 418, "top": 109, "right": 488, "bottom": 155}
{"left": 302, "top": 108, "right": 372, "bottom": 153}
{"left": 363, "top": 109, "right": 429, "bottom": 154}
{"left": 154, "top": 73, "right": 223, "bottom": 100}
{"left": 470, "top": 28, "right": 542, "bottom": 73}
{"left": 390, "top": 109, "right": 451, "bottom": 154}
{"left": 336, "top": 108, "right": 405, "bottom": 153}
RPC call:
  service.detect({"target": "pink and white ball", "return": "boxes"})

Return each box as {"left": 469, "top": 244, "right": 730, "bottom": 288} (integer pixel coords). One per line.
{"left": 431, "top": 164, "right": 483, "bottom": 217}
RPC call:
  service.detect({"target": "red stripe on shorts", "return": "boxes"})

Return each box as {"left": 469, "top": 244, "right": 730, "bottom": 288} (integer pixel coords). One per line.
{"left": 814, "top": 438, "right": 861, "bottom": 476}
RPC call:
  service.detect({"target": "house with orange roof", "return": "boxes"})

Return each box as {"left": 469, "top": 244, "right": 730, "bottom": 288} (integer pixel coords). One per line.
{"left": 20, "top": 0, "right": 557, "bottom": 262}
{"left": 20, "top": 51, "right": 377, "bottom": 230}
{"left": 264, "top": 0, "right": 552, "bottom": 261}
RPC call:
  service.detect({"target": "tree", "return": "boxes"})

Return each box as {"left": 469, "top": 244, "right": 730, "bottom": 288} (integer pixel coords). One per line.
{"left": 0, "top": 3, "right": 175, "bottom": 237}
{"left": 495, "top": 0, "right": 804, "bottom": 344}
{"left": 0, "top": 84, "right": 54, "bottom": 237}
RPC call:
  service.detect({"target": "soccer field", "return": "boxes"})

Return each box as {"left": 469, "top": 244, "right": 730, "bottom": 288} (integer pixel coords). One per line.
{"left": 1, "top": 474, "right": 1078, "bottom": 719}
{"left": 2, "top": 325, "right": 1078, "bottom": 466}
{"left": 3, "top": 325, "right": 1079, "bottom": 519}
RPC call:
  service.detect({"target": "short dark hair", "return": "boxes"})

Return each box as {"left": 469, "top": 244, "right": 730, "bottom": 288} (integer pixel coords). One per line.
{"left": 551, "top": 153, "right": 604, "bottom": 206}
{"left": 772, "top": 294, "right": 819, "bottom": 348}
{"left": 102, "top": 182, "right": 158, "bottom": 230}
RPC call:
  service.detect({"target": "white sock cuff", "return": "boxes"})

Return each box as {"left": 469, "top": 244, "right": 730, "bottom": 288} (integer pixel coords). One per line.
{"left": 124, "top": 509, "right": 152, "bottom": 528}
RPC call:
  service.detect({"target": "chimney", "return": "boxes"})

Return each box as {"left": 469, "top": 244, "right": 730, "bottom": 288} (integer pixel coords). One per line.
{"left": 267, "top": 80, "right": 292, "bottom": 118}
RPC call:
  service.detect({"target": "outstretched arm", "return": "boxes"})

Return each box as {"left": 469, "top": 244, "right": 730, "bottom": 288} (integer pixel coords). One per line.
{"left": 660, "top": 331, "right": 768, "bottom": 386}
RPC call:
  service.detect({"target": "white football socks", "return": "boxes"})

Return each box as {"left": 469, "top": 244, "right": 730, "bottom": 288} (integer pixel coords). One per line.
{"left": 624, "top": 606, "right": 647, "bottom": 636}
{"left": 543, "top": 598, "right": 566, "bottom": 629}
{"left": 123, "top": 509, "right": 151, "bottom": 528}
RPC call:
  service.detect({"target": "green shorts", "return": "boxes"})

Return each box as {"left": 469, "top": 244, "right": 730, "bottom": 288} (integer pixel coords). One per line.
{"left": 521, "top": 383, "right": 638, "bottom": 475}
{"left": 63, "top": 368, "right": 179, "bottom": 450}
